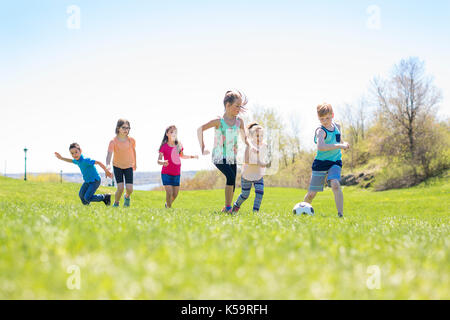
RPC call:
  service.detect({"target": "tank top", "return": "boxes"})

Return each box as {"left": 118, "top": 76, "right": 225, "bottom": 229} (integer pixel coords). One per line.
{"left": 212, "top": 117, "right": 240, "bottom": 164}
{"left": 314, "top": 122, "right": 342, "bottom": 162}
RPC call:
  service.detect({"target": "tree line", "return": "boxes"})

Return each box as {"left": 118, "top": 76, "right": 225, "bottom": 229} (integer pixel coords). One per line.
{"left": 184, "top": 57, "right": 449, "bottom": 191}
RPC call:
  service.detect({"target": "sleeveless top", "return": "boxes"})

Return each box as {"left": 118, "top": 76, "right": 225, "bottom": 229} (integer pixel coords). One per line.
{"left": 212, "top": 117, "right": 241, "bottom": 164}
{"left": 314, "top": 122, "right": 342, "bottom": 162}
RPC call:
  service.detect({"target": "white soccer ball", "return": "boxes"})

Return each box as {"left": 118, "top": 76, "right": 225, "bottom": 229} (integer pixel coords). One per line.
{"left": 293, "top": 202, "right": 315, "bottom": 216}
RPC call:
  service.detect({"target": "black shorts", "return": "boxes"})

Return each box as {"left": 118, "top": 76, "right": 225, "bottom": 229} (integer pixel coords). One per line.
{"left": 113, "top": 166, "right": 133, "bottom": 184}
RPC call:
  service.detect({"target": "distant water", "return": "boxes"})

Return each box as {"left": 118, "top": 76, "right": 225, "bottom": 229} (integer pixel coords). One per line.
{"left": 133, "top": 183, "right": 161, "bottom": 191}
{"left": 4, "top": 171, "right": 198, "bottom": 191}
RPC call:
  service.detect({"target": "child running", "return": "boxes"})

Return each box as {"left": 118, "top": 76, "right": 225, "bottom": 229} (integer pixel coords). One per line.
{"left": 55, "top": 143, "right": 112, "bottom": 206}
{"left": 303, "top": 103, "right": 350, "bottom": 218}
{"left": 158, "top": 125, "right": 198, "bottom": 208}
{"left": 197, "top": 90, "right": 253, "bottom": 213}
{"left": 232, "top": 122, "right": 270, "bottom": 213}
{"left": 106, "top": 119, "right": 136, "bottom": 207}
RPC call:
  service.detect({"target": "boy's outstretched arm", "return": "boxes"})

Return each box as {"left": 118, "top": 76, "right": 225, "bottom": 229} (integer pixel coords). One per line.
{"left": 317, "top": 129, "right": 349, "bottom": 151}
{"left": 54, "top": 152, "right": 73, "bottom": 163}
{"left": 95, "top": 161, "right": 113, "bottom": 178}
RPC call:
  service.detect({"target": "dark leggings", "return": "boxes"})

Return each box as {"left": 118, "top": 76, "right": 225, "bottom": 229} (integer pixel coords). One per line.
{"left": 214, "top": 163, "right": 237, "bottom": 191}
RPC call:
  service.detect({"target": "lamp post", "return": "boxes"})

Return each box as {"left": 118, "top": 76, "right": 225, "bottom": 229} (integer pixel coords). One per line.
{"left": 24, "top": 148, "right": 28, "bottom": 181}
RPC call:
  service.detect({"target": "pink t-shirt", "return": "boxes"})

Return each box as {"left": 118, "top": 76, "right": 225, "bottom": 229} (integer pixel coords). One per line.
{"left": 159, "top": 143, "right": 183, "bottom": 176}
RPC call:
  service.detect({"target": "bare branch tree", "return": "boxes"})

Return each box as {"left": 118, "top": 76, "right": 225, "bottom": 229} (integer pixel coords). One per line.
{"left": 372, "top": 57, "right": 443, "bottom": 182}
{"left": 339, "top": 97, "right": 371, "bottom": 169}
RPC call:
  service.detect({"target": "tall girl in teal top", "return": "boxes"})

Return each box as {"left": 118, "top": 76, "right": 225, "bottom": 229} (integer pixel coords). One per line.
{"left": 197, "top": 90, "right": 253, "bottom": 214}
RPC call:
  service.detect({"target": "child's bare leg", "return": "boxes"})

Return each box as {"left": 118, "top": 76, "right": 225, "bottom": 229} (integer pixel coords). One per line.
{"left": 225, "top": 185, "right": 234, "bottom": 207}
{"left": 172, "top": 186, "right": 180, "bottom": 204}
{"left": 330, "top": 179, "right": 344, "bottom": 215}
{"left": 304, "top": 191, "right": 317, "bottom": 204}
{"left": 115, "top": 183, "right": 124, "bottom": 204}
{"left": 164, "top": 186, "right": 174, "bottom": 208}
{"left": 125, "top": 183, "right": 133, "bottom": 198}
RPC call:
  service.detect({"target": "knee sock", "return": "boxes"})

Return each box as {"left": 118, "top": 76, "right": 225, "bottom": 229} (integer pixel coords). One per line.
{"left": 253, "top": 179, "right": 264, "bottom": 211}
{"left": 234, "top": 178, "right": 252, "bottom": 208}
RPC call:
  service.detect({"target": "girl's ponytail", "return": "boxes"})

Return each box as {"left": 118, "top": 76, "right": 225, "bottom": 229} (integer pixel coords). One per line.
{"left": 223, "top": 90, "right": 248, "bottom": 109}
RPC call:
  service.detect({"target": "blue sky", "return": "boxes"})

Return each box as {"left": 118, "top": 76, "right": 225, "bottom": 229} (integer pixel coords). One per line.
{"left": 1, "top": 0, "right": 449, "bottom": 174}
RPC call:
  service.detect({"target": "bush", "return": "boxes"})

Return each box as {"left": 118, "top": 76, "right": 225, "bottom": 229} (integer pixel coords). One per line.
{"left": 264, "top": 151, "right": 315, "bottom": 189}
{"left": 181, "top": 170, "right": 224, "bottom": 190}
{"left": 342, "top": 139, "right": 370, "bottom": 170}
{"left": 374, "top": 162, "right": 425, "bottom": 191}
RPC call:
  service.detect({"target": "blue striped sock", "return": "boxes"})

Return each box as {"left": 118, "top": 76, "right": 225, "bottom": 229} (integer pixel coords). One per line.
{"left": 235, "top": 178, "right": 252, "bottom": 208}
{"left": 253, "top": 178, "right": 264, "bottom": 211}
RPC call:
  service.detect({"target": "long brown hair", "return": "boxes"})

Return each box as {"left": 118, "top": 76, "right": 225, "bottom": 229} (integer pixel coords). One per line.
{"left": 159, "top": 125, "right": 181, "bottom": 153}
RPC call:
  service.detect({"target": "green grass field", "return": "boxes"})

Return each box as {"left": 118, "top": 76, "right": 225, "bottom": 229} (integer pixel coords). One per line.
{"left": 0, "top": 175, "right": 448, "bottom": 299}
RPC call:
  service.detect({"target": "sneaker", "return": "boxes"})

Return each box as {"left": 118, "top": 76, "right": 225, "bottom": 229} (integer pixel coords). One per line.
{"left": 221, "top": 206, "right": 232, "bottom": 214}
{"left": 103, "top": 194, "right": 111, "bottom": 206}
{"left": 112, "top": 202, "right": 119, "bottom": 208}
{"left": 165, "top": 202, "right": 168, "bottom": 208}
{"left": 232, "top": 205, "right": 240, "bottom": 213}
{"left": 338, "top": 212, "right": 344, "bottom": 218}
{"left": 124, "top": 195, "right": 130, "bottom": 207}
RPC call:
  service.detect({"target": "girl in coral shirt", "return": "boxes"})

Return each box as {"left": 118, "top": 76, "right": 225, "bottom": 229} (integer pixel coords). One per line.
{"left": 106, "top": 119, "right": 136, "bottom": 207}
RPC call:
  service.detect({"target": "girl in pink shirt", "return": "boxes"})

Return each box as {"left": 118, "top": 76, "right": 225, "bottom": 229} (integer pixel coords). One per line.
{"left": 106, "top": 119, "right": 136, "bottom": 207}
{"left": 157, "top": 125, "right": 198, "bottom": 208}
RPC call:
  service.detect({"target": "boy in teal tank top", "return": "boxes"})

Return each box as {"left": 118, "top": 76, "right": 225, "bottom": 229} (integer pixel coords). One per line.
{"left": 303, "top": 103, "right": 350, "bottom": 218}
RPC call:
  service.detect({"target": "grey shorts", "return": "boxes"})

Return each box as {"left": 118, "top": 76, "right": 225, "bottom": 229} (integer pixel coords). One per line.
{"left": 308, "top": 165, "right": 341, "bottom": 192}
